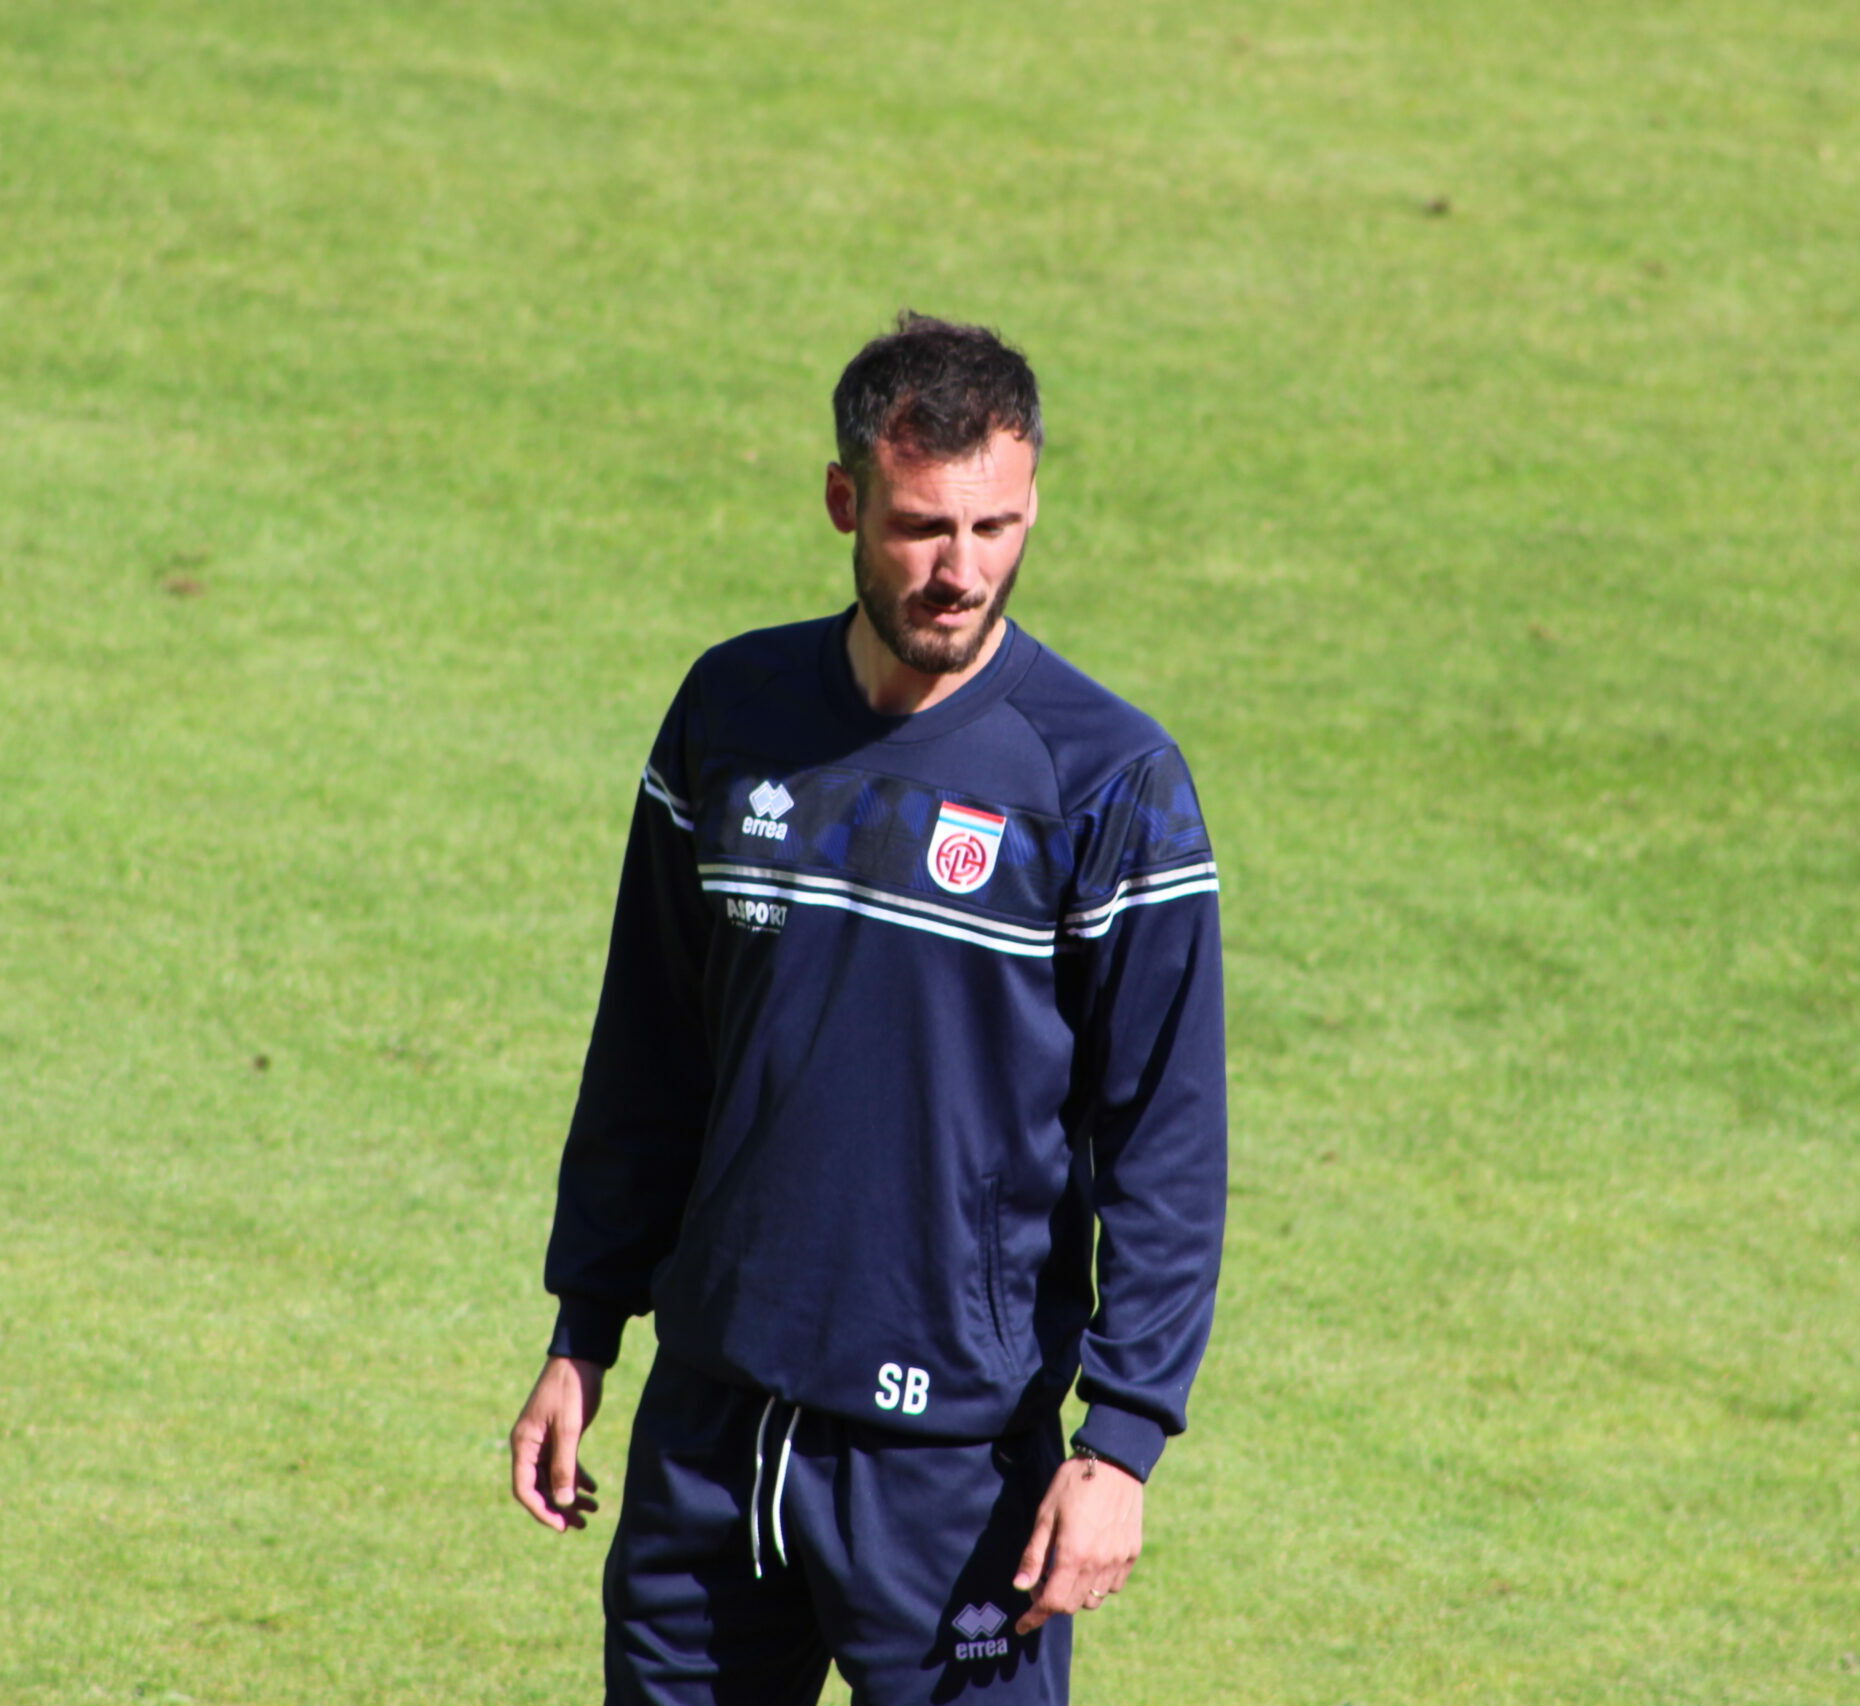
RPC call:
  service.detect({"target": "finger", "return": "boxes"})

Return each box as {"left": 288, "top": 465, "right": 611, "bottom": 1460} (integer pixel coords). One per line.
{"left": 1012, "top": 1575, "right": 1056, "bottom": 1632}
{"left": 547, "top": 1420, "right": 584, "bottom": 1512}
{"left": 1015, "top": 1582, "right": 1063, "bottom": 1637}
{"left": 561, "top": 1478, "right": 601, "bottom": 1525}
{"left": 1015, "top": 1577, "right": 1074, "bottom": 1636}
{"left": 1011, "top": 1508, "right": 1055, "bottom": 1596}
{"left": 510, "top": 1423, "right": 567, "bottom": 1531}
{"left": 1016, "top": 1554, "right": 1083, "bottom": 1636}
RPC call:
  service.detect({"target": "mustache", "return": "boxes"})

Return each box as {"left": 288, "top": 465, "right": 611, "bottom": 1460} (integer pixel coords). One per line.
{"left": 918, "top": 587, "right": 989, "bottom": 612}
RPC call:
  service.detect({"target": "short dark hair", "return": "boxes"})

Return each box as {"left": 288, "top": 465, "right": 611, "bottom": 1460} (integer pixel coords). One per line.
{"left": 833, "top": 311, "right": 1043, "bottom": 490}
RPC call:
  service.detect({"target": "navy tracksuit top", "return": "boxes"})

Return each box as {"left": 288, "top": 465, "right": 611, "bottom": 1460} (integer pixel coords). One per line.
{"left": 545, "top": 612, "right": 1226, "bottom": 1481}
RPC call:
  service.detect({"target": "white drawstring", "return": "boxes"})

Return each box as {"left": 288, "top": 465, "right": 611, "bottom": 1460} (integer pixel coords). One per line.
{"left": 748, "top": 1396, "right": 804, "bottom": 1579}
{"left": 770, "top": 1408, "right": 801, "bottom": 1568}
{"left": 749, "top": 1395, "right": 777, "bottom": 1580}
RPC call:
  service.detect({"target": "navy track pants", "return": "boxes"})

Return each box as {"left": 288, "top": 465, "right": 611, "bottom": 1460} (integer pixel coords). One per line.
{"left": 606, "top": 1350, "right": 1073, "bottom": 1706}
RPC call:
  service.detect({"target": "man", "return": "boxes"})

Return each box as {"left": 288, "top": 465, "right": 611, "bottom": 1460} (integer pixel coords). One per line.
{"left": 511, "top": 313, "right": 1226, "bottom": 1705}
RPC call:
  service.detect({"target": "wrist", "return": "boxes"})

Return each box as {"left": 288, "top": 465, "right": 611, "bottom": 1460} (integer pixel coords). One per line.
{"left": 1071, "top": 1442, "right": 1140, "bottom": 1481}
{"left": 1072, "top": 1402, "right": 1165, "bottom": 1482}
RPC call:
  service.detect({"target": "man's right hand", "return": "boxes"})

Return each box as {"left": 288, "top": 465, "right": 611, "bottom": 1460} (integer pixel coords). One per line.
{"left": 510, "top": 1355, "right": 606, "bottom": 1531}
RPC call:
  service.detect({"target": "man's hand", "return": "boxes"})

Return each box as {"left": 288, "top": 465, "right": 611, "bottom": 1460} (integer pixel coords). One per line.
{"left": 1011, "top": 1452, "right": 1144, "bottom": 1634}
{"left": 509, "top": 1355, "right": 605, "bottom": 1531}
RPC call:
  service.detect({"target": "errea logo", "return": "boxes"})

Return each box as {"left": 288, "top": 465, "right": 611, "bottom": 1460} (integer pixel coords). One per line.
{"left": 952, "top": 1602, "right": 1010, "bottom": 1661}
{"left": 742, "top": 779, "right": 794, "bottom": 842}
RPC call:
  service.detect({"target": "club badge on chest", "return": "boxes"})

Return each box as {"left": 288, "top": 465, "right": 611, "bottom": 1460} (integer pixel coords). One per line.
{"left": 927, "top": 802, "right": 1007, "bottom": 895}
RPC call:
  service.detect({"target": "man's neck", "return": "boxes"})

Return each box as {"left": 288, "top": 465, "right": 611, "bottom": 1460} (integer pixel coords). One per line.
{"left": 845, "top": 609, "right": 1008, "bottom": 716}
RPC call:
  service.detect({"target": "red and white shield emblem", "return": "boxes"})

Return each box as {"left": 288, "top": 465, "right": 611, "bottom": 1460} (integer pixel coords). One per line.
{"left": 927, "top": 802, "right": 1007, "bottom": 895}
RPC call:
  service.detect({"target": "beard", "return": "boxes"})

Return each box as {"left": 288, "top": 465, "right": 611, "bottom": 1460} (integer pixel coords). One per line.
{"left": 852, "top": 537, "right": 1023, "bottom": 677}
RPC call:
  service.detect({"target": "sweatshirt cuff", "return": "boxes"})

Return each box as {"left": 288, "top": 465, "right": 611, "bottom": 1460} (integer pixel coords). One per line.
{"left": 1072, "top": 1404, "right": 1167, "bottom": 1483}
{"left": 547, "top": 1296, "right": 624, "bottom": 1368}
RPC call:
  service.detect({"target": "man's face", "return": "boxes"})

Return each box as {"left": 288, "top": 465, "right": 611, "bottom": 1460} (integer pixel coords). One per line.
{"left": 826, "top": 431, "right": 1039, "bottom": 679}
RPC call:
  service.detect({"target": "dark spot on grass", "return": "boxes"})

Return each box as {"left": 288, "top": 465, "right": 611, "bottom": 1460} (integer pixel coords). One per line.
{"left": 380, "top": 1037, "right": 440, "bottom": 1071}
{"left": 1423, "top": 196, "right": 1452, "bottom": 217}
{"left": 251, "top": 1054, "right": 270, "bottom": 1072}
{"left": 1529, "top": 622, "right": 1558, "bottom": 645}
{"left": 1723, "top": 1389, "right": 1814, "bottom": 1424}
{"left": 159, "top": 548, "right": 210, "bottom": 595}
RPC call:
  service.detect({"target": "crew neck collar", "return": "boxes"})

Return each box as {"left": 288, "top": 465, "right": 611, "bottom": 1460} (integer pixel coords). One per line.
{"left": 820, "top": 606, "right": 1033, "bottom": 743}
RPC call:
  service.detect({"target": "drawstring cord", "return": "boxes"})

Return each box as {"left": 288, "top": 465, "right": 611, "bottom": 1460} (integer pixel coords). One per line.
{"left": 750, "top": 1396, "right": 775, "bottom": 1579}
{"left": 770, "top": 1408, "right": 801, "bottom": 1568}
{"left": 749, "top": 1396, "right": 803, "bottom": 1579}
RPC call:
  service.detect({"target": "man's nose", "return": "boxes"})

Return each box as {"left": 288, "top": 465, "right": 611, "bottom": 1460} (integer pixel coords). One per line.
{"left": 933, "top": 530, "right": 979, "bottom": 588}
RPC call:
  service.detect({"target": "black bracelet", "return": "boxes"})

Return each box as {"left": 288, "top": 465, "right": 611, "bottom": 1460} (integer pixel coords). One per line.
{"left": 1072, "top": 1443, "right": 1100, "bottom": 1478}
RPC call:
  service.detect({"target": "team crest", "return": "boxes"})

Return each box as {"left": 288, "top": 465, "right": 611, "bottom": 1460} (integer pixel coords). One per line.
{"left": 927, "top": 802, "right": 1007, "bottom": 895}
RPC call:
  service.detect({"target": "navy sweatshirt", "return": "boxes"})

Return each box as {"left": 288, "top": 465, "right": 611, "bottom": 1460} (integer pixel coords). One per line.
{"left": 545, "top": 612, "right": 1226, "bottom": 1480}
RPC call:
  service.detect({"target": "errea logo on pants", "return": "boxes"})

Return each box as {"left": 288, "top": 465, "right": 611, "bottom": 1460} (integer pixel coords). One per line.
{"left": 952, "top": 1602, "right": 1010, "bottom": 1661}
{"left": 873, "top": 1362, "right": 930, "bottom": 1415}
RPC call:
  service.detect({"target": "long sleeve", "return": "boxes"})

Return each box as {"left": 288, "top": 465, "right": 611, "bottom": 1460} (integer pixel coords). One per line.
{"left": 1065, "top": 747, "right": 1228, "bottom": 1480}
{"left": 544, "top": 677, "right": 715, "bottom": 1367}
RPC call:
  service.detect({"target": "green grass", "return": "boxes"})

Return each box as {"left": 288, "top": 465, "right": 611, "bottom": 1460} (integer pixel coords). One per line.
{"left": 3, "top": 2, "right": 1856, "bottom": 1702}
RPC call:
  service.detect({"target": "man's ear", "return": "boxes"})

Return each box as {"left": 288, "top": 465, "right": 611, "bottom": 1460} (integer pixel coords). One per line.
{"left": 825, "top": 463, "right": 858, "bottom": 535}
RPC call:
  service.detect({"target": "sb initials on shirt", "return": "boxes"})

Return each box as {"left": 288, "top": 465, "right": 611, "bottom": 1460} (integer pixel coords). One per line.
{"left": 874, "top": 1362, "right": 930, "bottom": 1415}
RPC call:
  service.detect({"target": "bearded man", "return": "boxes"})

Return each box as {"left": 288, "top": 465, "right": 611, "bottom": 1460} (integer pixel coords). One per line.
{"left": 511, "top": 312, "right": 1227, "bottom": 1706}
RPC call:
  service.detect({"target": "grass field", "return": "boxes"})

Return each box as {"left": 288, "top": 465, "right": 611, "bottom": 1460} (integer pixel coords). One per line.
{"left": 3, "top": 2, "right": 1856, "bottom": 1702}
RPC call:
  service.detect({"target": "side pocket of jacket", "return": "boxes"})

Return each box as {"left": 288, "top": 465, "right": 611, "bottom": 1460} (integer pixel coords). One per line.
{"left": 979, "top": 1174, "right": 1011, "bottom": 1359}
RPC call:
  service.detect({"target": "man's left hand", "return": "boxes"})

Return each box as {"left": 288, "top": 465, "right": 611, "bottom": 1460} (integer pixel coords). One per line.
{"left": 1011, "top": 1452, "right": 1144, "bottom": 1634}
